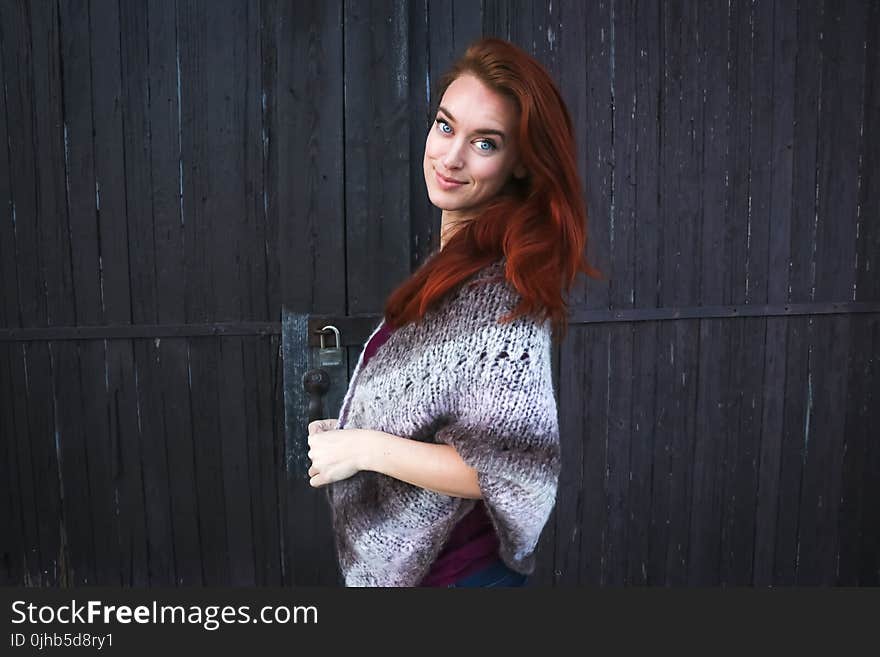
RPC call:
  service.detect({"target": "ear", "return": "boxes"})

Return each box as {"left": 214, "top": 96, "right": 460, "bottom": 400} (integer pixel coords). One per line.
{"left": 513, "top": 163, "right": 528, "bottom": 179}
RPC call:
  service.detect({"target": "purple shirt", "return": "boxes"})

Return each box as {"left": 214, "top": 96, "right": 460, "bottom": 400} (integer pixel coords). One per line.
{"left": 361, "top": 321, "right": 500, "bottom": 586}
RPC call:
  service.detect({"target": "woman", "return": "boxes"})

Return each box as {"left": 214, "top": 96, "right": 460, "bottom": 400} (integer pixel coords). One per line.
{"left": 306, "top": 37, "right": 602, "bottom": 587}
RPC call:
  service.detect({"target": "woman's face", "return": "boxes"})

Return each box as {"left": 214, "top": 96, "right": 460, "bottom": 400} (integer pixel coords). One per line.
{"left": 423, "top": 74, "right": 527, "bottom": 218}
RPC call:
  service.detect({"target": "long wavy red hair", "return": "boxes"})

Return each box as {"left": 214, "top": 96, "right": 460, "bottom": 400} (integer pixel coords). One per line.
{"left": 384, "top": 37, "right": 603, "bottom": 342}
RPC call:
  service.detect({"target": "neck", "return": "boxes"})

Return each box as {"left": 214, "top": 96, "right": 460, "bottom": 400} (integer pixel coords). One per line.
{"left": 439, "top": 208, "right": 473, "bottom": 250}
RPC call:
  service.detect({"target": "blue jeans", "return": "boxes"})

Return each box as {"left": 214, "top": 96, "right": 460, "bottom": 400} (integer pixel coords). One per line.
{"left": 447, "top": 559, "right": 528, "bottom": 588}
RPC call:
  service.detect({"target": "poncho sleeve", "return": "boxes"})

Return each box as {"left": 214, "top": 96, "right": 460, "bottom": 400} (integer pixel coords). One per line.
{"left": 431, "top": 313, "right": 561, "bottom": 575}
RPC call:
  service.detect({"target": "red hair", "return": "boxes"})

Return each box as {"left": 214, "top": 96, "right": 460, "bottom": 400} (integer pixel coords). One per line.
{"left": 384, "top": 37, "right": 603, "bottom": 342}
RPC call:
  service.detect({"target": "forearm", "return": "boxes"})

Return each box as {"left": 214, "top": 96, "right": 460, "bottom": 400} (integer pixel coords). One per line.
{"left": 361, "top": 431, "right": 483, "bottom": 499}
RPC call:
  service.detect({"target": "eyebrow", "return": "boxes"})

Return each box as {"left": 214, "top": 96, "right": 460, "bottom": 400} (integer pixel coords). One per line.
{"left": 437, "top": 106, "right": 507, "bottom": 141}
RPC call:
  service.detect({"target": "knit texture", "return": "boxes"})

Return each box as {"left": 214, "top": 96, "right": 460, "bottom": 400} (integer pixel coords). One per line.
{"left": 327, "top": 257, "right": 561, "bottom": 587}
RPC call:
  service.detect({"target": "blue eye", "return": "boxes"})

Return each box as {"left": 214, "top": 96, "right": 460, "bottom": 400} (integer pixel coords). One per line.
{"left": 435, "top": 119, "right": 498, "bottom": 152}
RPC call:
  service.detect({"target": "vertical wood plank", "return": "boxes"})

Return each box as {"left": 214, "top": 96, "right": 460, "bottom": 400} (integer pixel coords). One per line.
{"left": 554, "top": 327, "right": 585, "bottom": 585}
{"left": 0, "top": 0, "right": 24, "bottom": 585}
{"left": 601, "top": 0, "right": 637, "bottom": 585}
{"left": 687, "top": 0, "right": 732, "bottom": 586}
{"left": 176, "top": 0, "right": 228, "bottom": 584}
{"left": 28, "top": 0, "right": 79, "bottom": 585}
{"left": 344, "top": 0, "right": 411, "bottom": 314}
{"left": 207, "top": 0, "right": 256, "bottom": 587}
{"left": 244, "top": 334, "right": 283, "bottom": 585}
{"left": 146, "top": 0, "right": 202, "bottom": 585}
{"left": 651, "top": 0, "right": 701, "bottom": 586}
{"left": 753, "top": 0, "right": 798, "bottom": 587}
{"left": 278, "top": 0, "right": 345, "bottom": 316}
{"left": 578, "top": 325, "right": 609, "bottom": 585}
{"left": 719, "top": 0, "right": 764, "bottom": 586}
{"left": 795, "top": 0, "right": 867, "bottom": 584}
{"left": 276, "top": 0, "right": 345, "bottom": 586}
{"left": 408, "top": 0, "right": 436, "bottom": 268}
{"left": 0, "top": 345, "right": 24, "bottom": 583}
{"left": 624, "top": 0, "right": 662, "bottom": 587}
{"left": 839, "top": 0, "right": 880, "bottom": 587}
{"left": 774, "top": 0, "right": 825, "bottom": 585}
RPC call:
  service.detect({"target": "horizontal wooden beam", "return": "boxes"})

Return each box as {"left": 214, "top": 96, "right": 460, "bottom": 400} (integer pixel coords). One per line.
{"left": 568, "top": 301, "right": 880, "bottom": 324}
{"left": 0, "top": 322, "right": 282, "bottom": 341}
{"left": 0, "top": 302, "right": 876, "bottom": 343}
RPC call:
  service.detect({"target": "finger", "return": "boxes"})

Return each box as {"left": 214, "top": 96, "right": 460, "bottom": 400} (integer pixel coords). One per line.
{"left": 309, "top": 474, "right": 322, "bottom": 488}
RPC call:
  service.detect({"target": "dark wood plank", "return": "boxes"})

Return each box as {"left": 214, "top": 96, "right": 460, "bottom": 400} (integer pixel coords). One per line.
{"left": 795, "top": 0, "right": 867, "bottom": 584}
{"left": 0, "top": 1, "right": 43, "bottom": 329}
{"left": 6, "top": 343, "right": 43, "bottom": 583}
{"left": 562, "top": 0, "right": 610, "bottom": 589}
{"left": 854, "top": 0, "right": 880, "bottom": 308}
{"left": 688, "top": 319, "right": 726, "bottom": 586}
{"left": 132, "top": 338, "right": 175, "bottom": 585}
{"left": 49, "top": 339, "right": 97, "bottom": 585}
{"left": 839, "top": 0, "right": 880, "bottom": 587}
{"left": 774, "top": 315, "right": 809, "bottom": 585}
{"left": 0, "top": 5, "right": 23, "bottom": 583}
{"left": 0, "top": 3, "right": 49, "bottom": 586}
{"left": 0, "top": 11, "right": 19, "bottom": 331}
{"left": 23, "top": 343, "right": 64, "bottom": 584}
{"left": 57, "top": 0, "right": 111, "bottom": 586}
{"left": 623, "top": 0, "right": 662, "bottom": 587}
{"left": 187, "top": 337, "right": 229, "bottom": 584}
{"left": 273, "top": 0, "right": 345, "bottom": 585}
{"left": 595, "top": 0, "right": 641, "bottom": 586}
{"left": 277, "top": 0, "right": 345, "bottom": 316}
{"left": 239, "top": 0, "right": 271, "bottom": 322}
{"left": 105, "top": 339, "right": 149, "bottom": 585}
{"left": 175, "top": 0, "right": 228, "bottom": 585}
{"left": 344, "top": 0, "right": 411, "bottom": 314}
{"left": 651, "top": 0, "right": 702, "bottom": 586}
{"left": 578, "top": 325, "right": 609, "bottom": 586}
{"left": 838, "top": 316, "right": 874, "bottom": 585}
{"left": 720, "top": 318, "right": 762, "bottom": 585}
{"left": 481, "top": 0, "right": 511, "bottom": 40}
{"left": 773, "top": 0, "right": 825, "bottom": 585}
{"left": 856, "top": 317, "right": 880, "bottom": 585}
{"left": 723, "top": 0, "right": 775, "bottom": 586}
{"left": 0, "top": 345, "right": 24, "bottom": 583}
{"left": 157, "top": 338, "right": 203, "bottom": 584}
{"left": 218, "top": 337, "right": 256, "bottom": 585}
{"left": 409, "top": 0, "right": 437, "bottom": 268}
{"left": 142, "top": 0, "right": 202, "bottom": 585}
{"left": 203, "top": 0, "right": 257, "bottom": 586}
{"left": 753, "top": 0, "right": 798, "bottom": 587}
{"left": 553, "top": 327, "right": 585, "bottom": 585}
{"left": 245, "top": 334, "right": 283, "bottom": 585}
{"left": 686, "top": 0, "right": 732, "bottom": 586}
{"left": 259, "top": 0, "right": 282, "bottom": 320}
{"left": 115, "top": 0, "right": 162, "bottom": 586}
{"left": 718, "top": 0, "right": 772, "bottom": 585}
{"left": 88, "top": 0, "right": 131, "bottom": 586}
{"left": 25, "top": 0, "right": 80, "bottom": 585}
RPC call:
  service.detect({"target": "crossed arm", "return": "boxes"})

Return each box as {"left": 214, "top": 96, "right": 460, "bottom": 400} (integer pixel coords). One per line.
{"left": 306, "top": 419, "right": 482, "bottom": 499}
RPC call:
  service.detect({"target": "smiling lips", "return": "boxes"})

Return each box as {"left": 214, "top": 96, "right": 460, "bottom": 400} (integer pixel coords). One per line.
{"left": 435, "top": 169, "right": 466, "bottom": 189}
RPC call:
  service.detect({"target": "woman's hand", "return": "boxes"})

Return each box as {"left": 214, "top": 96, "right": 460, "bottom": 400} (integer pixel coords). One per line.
{"left": 306, "top": 419, "right": 371, "bottom": 488}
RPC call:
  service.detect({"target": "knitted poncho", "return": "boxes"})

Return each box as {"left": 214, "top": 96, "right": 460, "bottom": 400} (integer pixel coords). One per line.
{"left": 327, "top": 257, "right": 561, "bottom": 587}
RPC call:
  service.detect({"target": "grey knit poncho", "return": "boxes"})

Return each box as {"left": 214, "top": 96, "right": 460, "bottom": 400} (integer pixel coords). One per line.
{"left": 327, "top": 257, "right": 561, "bottom": 587}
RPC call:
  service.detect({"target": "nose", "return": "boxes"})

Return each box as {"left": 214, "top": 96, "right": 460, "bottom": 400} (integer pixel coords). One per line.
{"left": 441, "top": 138, "right": 465, "bottom": 170}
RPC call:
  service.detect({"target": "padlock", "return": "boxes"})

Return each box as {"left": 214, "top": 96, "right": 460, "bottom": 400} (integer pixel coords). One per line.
{"left": 317, "top": 325, "right": 344, "bottom": 368}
